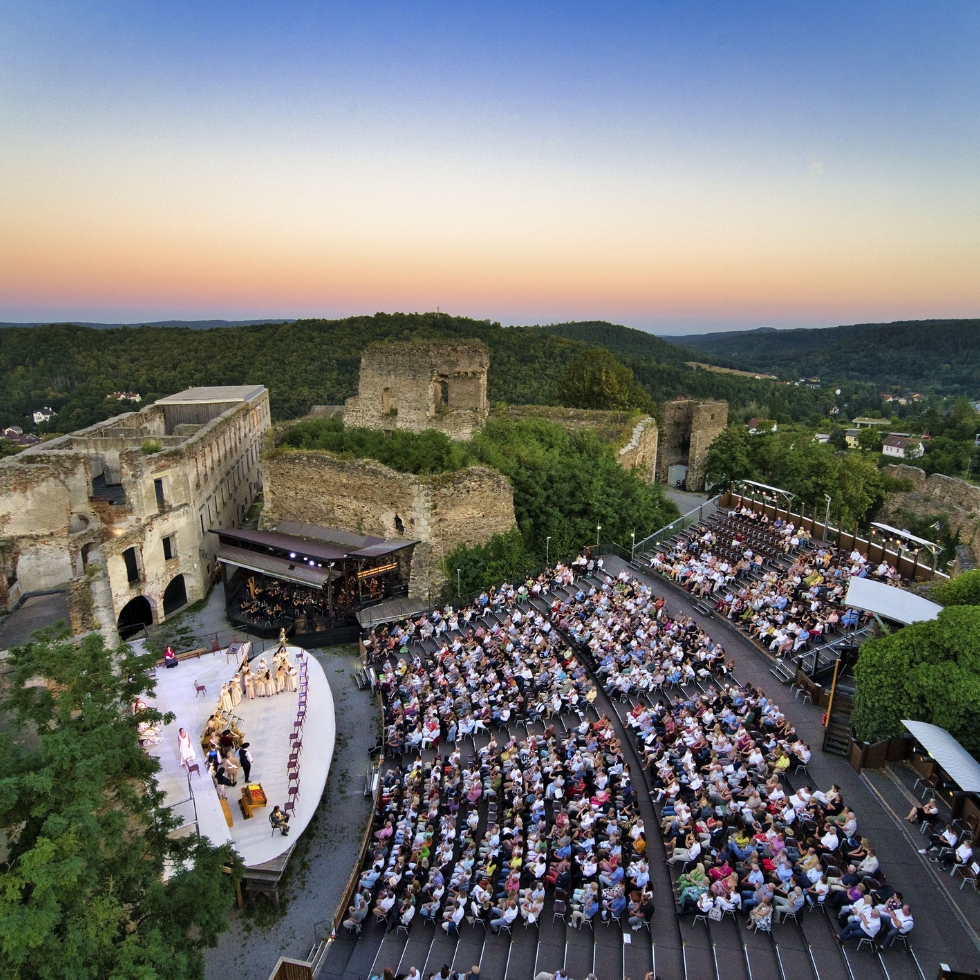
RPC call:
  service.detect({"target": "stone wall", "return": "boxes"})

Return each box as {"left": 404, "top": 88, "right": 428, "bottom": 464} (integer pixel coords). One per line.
{"left": 261, "top": 450, "right": 516, "bottom": 599}
{"left": 68, "top": 576, "right": 96, "bottom": 633}
{"left": 656, "top": 399, "right": 727, "bottom": 489}
{"left": 616, "top": 418, "right": 659, "bottom": 482}
{"left": 881, "top": 464, "right": 980, "bottom": 562}
{"left": 344, "top": 341, "right": 489, "bottom": 441}
{"left": 687, "top": 401, "right": 728, "bottom": 491}
{"left": 0, "top": 458, "right": 90, "bottom": 608}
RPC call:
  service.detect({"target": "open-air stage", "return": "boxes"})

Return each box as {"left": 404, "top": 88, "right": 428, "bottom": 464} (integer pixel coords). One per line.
{"left": 147, "top": 645, "right": 335, "bottom": 871}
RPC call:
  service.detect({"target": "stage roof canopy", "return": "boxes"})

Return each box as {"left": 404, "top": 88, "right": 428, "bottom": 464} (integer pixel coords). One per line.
{"left": 213, "top": 523, "right": 419, "bottom": 573}
{"left": 902, "top": 721, "right": 980, "bottom": 793}
{"left": 844, "top": 577, "right": 942, "bottom": 626}
{"left": 215, "top": 544, "right": 336, "bottom": 588}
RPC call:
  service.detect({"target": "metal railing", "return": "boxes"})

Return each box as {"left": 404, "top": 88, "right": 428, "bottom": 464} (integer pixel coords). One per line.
{"left": 633, "top": 495, "right": 722, "bottom": 557}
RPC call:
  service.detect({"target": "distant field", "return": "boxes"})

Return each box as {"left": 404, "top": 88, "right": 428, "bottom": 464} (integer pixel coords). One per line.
{"left": 686, "top": 361, "right": 777, "bottom": 379}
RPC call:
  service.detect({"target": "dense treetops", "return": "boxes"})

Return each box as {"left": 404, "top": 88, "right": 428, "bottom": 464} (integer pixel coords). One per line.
{"left": 277, "top": 417, "right": 471, "bottom": 474}
{"left": 933, "top": 569, "right": 980, "bottom": 608}
{"left": 0, "top": 626, "right": 242, "bottom": 980}
{"left": 851, "top": 606, "right": 980, "bottom": 754}
{"left": 1, "top": 313, "right": 840, "bottom": 436}
{"left": 703, "top": 423, "right": 888, "bottom": 526}
{"left": 676, "top": 319, "right": 980, "bottom": 394}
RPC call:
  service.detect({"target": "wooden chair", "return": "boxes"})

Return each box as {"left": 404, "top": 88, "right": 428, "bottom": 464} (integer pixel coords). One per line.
{"left": 194, "top": 680, "right": 207, "bottom": 698}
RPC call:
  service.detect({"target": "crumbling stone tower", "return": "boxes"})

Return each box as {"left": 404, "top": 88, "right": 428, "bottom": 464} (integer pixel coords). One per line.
{"left": 344, "top": 340, "right": 490, "bottom": 441}
{"left": 655, "top": 398, "right": 727, "bottom": 490}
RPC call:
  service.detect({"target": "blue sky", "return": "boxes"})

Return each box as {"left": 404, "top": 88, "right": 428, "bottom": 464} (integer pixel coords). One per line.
{"left": 1, "top": 1, "right": 977, "bottom": 332}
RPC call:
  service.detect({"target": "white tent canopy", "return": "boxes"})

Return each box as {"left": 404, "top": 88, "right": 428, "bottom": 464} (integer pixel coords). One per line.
{"left": 902, "top": 721, "right": 980, "bottom": 793}
{"left": 844, "top": 577, "right": 941, "bottom": 626}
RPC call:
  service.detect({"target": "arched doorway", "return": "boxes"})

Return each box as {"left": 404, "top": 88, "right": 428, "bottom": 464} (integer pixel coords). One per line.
{"left": 117, "top": 595, "right": 153, "bottom": 639}
{"left": 163, "top": 574, "right": 188, "bottom": 618}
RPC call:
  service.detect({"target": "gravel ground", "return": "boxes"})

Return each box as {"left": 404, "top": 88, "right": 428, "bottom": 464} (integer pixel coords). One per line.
{"left": 203, "top": 643, "right": 378, "bottom": 980}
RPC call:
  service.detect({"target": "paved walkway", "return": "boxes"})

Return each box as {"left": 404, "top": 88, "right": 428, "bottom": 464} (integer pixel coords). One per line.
{"left": 601, "top": 553, "right": 980, "bottom": 976}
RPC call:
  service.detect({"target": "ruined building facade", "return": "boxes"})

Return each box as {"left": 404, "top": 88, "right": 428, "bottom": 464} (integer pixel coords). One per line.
{"left": 0, "top": 386, "right": 270, "bottom": 644}
{"left": 656, "top": 399, "right": 728, "bottom": 491}
{"left": 344, "top": 341, "right": 490, "bottom": 441}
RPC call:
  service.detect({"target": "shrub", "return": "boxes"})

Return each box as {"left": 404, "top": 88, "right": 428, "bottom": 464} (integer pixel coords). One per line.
{"left": 934, "top": 568, "right": 980, "bottom": 607}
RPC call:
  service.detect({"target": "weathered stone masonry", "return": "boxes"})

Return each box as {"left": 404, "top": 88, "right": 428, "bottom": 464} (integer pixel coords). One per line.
{"left": 344, "top": 340, "right": 490, "bottom": 441}
{"left": 260, "top": 450, "right": 515, "bottom": 600}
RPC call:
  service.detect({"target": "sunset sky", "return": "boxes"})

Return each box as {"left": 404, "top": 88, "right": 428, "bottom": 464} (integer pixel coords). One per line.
{"left": 1, "top": 2, "right": 977, "bottom": 333}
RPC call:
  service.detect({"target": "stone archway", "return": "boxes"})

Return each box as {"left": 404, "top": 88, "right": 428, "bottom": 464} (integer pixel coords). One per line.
{"left": 163, "top": 574, "right": 188, "bottom": 618}
{"left": 117, "top": 595, "right": 153, "bottom": 639}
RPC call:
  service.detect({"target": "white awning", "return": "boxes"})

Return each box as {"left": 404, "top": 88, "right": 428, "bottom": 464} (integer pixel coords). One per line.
{"left": 902, "top": 721, "right": 980, "bottom": 793}
{"left": 844, "top": 577, "right": 941, "bottom": 625}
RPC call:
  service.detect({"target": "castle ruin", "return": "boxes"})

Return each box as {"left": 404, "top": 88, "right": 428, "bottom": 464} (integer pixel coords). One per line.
{"left": 0, "top": 386, "right": 270, "bottom": 645}
{"left": 656, "top": 398, "right": 728, "bottom": 490}
{"left": 344, "top": 340, "right": 490, "bottom": 441}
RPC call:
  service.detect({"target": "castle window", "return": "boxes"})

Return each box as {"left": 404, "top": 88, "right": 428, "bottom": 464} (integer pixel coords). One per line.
{"left": 123, "top": 547, "right": 141, "bottom": 585}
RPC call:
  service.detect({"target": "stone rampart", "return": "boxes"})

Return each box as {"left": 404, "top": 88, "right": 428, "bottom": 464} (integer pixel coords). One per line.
{"left": 260, "top": 450, "right": 515, "bottom": 599}
{"left": 344, "top": 340, "right": 489, "bottom": 441}
{"left": 492, "top": 406, "right": 659, "bottom": 483}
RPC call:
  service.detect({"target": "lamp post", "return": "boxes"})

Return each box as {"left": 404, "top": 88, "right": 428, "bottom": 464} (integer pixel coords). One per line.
{"left": 823, "top": 494, "right": 832, "bottom": 540}
{"left": 457, "top": 568, "right": 461, "bottom": 598}
{"left": 596, "top": 524, "right": 602, "bottom": 546}
{"left": 631, "top": 530, "right": 636, "bottom": 561}
{"left": 546, "top": 536, "right": 551, "bottom": 564}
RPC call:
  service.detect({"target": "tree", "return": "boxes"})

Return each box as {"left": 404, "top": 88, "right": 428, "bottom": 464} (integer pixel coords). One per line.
{"left": 703, "top": 424, "right": 753, "bottom": 490}
{"left": 851, "top": 606, "right": 980, "bottom": 753}
{"left": 856, "top": 427, "right": 882, "bottom": 454}
{"left": 825, "top": 452, "right": 886, "bottom": 527}
{"left": 934, "top": 569, "right": 980, "bottom": 607}
{"left": 0, "top": 626, "right": 243, "bottom": 980}
{"left": 551, "top": 348, "right": 651, "bottom": 412}
{"left": 921, "top": 435, "right": 968, "bottom": 476}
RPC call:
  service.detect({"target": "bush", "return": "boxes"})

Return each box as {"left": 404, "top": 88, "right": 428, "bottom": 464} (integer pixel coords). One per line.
{"left": 934, "top": 569, "right": 980, "bottom": 607}
{"left": 278, "top": 417, "right": 470, "bottom": 474}
{"left": 851, "top": 606, "right": 980, "bottom": 752}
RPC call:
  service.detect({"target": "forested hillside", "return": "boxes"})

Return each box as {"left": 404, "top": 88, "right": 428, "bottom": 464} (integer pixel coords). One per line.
{"left": 1, "top": 313, "right": 804, "bottom": 434}
{"left": 538, "top": 321, "right": 698, "bottom": 366}
{"left": 671, "top": 319, "right": 980, "bottom": 393}
{"left": 0, "top": 314, "right": 591, "bottom": 431}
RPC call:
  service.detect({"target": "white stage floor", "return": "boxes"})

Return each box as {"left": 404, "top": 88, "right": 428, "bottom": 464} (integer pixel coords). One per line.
{"left": 147, "top": 645, "right": 335, "bottom": 867}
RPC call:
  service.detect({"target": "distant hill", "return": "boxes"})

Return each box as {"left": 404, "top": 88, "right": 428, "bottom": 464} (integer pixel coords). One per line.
{"left": 0, "top": 313, "right": 827, "bottom": 433}
{"left": 537, "top": 320, "right": 701, "bottom": 366}
{"left": 668, "top": 319, "right": 980, "bottom": 393}
{"left": 0, "top": 319, "right": 294, "bottom": 330}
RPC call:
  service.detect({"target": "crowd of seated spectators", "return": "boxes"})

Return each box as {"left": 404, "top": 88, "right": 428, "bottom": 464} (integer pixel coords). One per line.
{"left": 348, "top": 715, "right": 653, "bottom": 939}
{"left": 647, "top": 509, "right": 900, "bottom": 659}
{"left": 373, "top": 605, "right": 598, "bottom": 757}
{"left": 558, "top": 569, "right": 913, "bottom": 946}
{"left": 349, "top": 558, "right": 658, "bottom": 941}
{"left": 554, "top": 573, "right": 735, "bottom": 702}
{"left": 363, "top": 559, "right": 603, "bottom": 663}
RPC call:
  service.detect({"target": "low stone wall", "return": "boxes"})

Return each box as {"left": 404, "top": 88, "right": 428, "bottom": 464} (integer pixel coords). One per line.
{"left": 261, "top": 451, "right": 516, "bottom": 599}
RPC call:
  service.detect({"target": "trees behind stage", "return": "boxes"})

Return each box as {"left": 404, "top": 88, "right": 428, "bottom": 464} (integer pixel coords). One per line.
{"left": 446, "top": 416, "right": 678, "bottom": 596}
{"left": 851, "top": 606, "right": 980, "bottom": 754}
{"left": 0, "top": 626, "right": 242, "bottom": 980}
